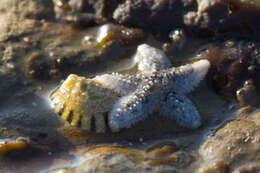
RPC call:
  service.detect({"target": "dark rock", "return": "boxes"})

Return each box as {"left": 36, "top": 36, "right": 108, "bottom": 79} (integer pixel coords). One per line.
{"left": 54, "top": 0, "right": 118, "bottom": 27}
{"left": 219, "top": 0, "right": 260, "bottom": 37}
{"left": 25, "top": 51, "right": 58, "bottom": 80}
{"left": 185, "top": 0, "right": 260, "bottom": 37}
{"left": 184, "top": 0, "right": 229, "bottom": 36}
{"left": 201, "top": 41, "right": 260, "bottom": 98}
{"left": 113, "top": 0, "right": 197, "bottom": 34}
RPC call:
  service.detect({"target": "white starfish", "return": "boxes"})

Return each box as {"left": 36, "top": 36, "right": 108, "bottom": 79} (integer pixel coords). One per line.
{"left": 94, "top": 44, "right": 210, "bottom": 132}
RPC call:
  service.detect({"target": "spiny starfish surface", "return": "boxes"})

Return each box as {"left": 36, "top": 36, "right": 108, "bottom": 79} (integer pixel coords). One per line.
{"left": 94, "top": 44, "right": 210, "bottom": 132}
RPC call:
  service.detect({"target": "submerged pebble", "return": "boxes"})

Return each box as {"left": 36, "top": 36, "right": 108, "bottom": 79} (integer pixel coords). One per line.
{"left": 144, "top": 142, "right": 192, "bottom": 168}
{"left": 47, "top": 144, "right": 193, "bottom": 173}
{"left": 25, "top": 51, "right": 57, "bottom": 80}
{"left": 94, "top": 23, "right": 146, "bottom": 47}
{"left": 236, "top": 80, "right": 260, "bottom": 106}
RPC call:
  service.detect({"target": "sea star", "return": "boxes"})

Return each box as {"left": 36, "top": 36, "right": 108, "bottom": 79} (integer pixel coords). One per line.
{"left": 93, "top": 44, "right": 210, "bottom": 132}
{"left": 50, "top": 44, "right": 210, "bottom": 133}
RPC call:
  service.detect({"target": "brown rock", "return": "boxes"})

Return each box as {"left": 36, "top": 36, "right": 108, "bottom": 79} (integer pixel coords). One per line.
{"left": 0, "top": 0, "right": 54, "bottom": 20}
{"left": 0, "top": 13, "right": 40, "bottom": 42}
{"left": 198, "top": 119, "right": 260, "bottom": 172}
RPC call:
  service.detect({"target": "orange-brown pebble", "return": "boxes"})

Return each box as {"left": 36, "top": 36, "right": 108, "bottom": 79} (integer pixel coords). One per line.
{"left": 49, "top": 69, "right": 59, "bottom": 78}
{"left": 83, "top": 145, "right": 144, "bottom": 162}
{"left": 145, "top": 142, "right": 177, "bottom": 159}
{"left": 96, "top": 24, "right": 146, "bottom": 48}
{"left": 144, "top": 142, "right": 192, "bottom": 167}
{"left": 239, "top": 169, "right": 251, "bottom": 173}
{"left": 48, "top": 169, "right": 72, "bottom": 173}
{"left": 145, "top": 151, "right": 191, "bottom": 167}
{"left": 200, "top": 161, "right": 230, "bottom": 173}
{"left": 83, "top": 145, "right": 191, "bottom": 167}
{"left": 53, "top": 0, "right": 71, "bottom": 11}
{"left": 23, "top": 37, "right": 31, "bottom": 43}
{"left": 0, "top": 138, "right": 29, "bottom": 155}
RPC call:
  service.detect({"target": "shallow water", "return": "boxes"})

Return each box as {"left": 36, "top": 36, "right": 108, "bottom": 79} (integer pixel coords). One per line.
{"left": 0, "top": 21, "right": 254, "bottom": 173}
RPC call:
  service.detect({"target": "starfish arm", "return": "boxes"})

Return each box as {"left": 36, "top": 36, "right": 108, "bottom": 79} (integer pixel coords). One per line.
{"left": 93, "top": 73, "right": 139, "bottom": 95}
{"left": 133, "top": 44, "right": 172, "bottom": 74}
{"left": 166, "top": 59, "right": 210, "bottom": 94}
{"left": 160, "top": 92, "right": 201, "bottom": 128}
{"left": 108, "top": 87, "right": 160, "bottom": 132}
